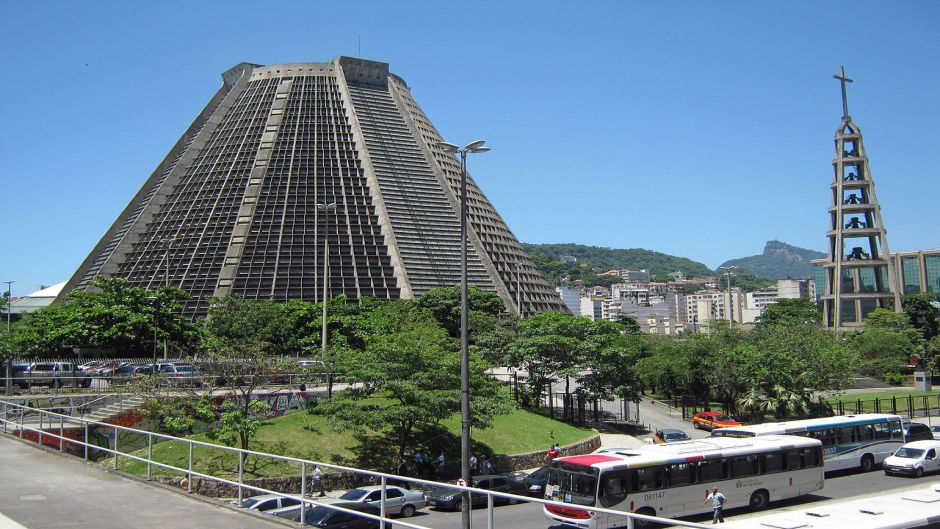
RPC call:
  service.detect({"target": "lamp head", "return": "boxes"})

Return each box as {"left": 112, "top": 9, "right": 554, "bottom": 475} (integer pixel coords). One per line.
{"left": 465, "top": 140, "right": 487, "bottom": 152}
{"left": 436, "top": 141, "right": 460, "bottom": 153}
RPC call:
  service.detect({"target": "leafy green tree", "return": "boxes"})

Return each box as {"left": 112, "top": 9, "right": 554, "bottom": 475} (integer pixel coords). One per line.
{"left": 736, "top": 324, "right": 854, "bottom": 420}
{"left": 507, "top": 312, "right": 593, "bottom": 404}
{"left": 13, "top": 277, "right": 198, "bottom": 356}
{"left": 903, "top": 293, "right": 939, "bottom": 341}
{"left": 317, "top": 301, "right": 510, "bottom": 461}
{"left": 756, "top": 298, "right": 821, "bottom": 327}
{"left": 613, "top": 313, "right": 641, "bottom": 334}
{"left": 415, "top": 285, "right": 506, "bottom": 338}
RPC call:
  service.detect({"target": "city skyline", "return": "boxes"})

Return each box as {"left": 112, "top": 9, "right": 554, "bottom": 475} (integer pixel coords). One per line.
{"left": 2, "top": 1, "right": 938, "bottom": 296}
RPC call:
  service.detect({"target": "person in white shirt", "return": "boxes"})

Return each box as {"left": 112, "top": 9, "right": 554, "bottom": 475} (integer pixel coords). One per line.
{"left": 700, "top": 486, "right": 726, "bottom": 523}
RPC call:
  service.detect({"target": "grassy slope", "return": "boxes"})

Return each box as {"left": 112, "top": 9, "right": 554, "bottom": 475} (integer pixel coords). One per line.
{"left": 119, "top": 406, "right": 594, "bottom": 479}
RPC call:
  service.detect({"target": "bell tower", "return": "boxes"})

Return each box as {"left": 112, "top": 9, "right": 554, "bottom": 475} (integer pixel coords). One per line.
{"left": 820, "top": 67, "right": 902, "bottom": 329}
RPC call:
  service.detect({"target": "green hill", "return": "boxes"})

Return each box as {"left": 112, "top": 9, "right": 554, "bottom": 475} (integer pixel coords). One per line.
{"left": 717, "top": 240, "right": 825, "bottom": 280}
{"left": 522, "top": 243, "right": 714, "bottom": 286}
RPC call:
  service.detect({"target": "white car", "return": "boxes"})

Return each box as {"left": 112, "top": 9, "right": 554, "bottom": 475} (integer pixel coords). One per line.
{"left": 240, "top": 493, "right": 303, "bottom": 512}
{"left": 931, "top": 425, "right": 940, "bottom": 440}
{"left": 337, "top": 485, "right": 426, "bottom": 517}
{"left": 883, "top": 440, "right": 940, "bottom": 477}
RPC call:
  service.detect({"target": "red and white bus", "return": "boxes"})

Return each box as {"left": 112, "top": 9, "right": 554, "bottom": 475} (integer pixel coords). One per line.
{"left": 543, "top": 436, "right": 824, "bottom": 528}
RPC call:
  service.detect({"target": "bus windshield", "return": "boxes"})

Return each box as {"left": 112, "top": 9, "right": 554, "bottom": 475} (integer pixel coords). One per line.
{"left": 547, "top": 463, "right": 598, "bottom": 506}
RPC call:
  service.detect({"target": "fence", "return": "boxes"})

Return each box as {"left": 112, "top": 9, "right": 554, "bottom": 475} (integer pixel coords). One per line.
{"left": 833, "top": 394, "right": 940, "bottom": 419}
{"left": 0, "top": 400, "right": 709, "bottom": 529}
{"left": 491, "top": 372, "right": 640, "bottom": 427}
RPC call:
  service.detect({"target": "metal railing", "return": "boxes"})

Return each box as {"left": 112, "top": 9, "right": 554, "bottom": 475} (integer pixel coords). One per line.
{"left": 0, "top": 400, "right": 710, "bottom": 529}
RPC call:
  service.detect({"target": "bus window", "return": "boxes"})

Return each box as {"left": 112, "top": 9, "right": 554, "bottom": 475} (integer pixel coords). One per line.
{"left": 810, "top": 429, "right": 835, "bottom": 447}
{"left": 837, "top": 426, "right": 855, "bottom": 444}
{"left": 599, "top": 470, "right": 628, "bottom": 507}
{"left": 762, "top": 452, "right": 784, "bottom": 473}
{"left": 632, "top": 467, "right": 662, "bottom": 492}
{"left": 696, "top": 459, "right": 724, "bottom": 482}
{"left": 730, "top": 454, "right": 759, "bottom": 477}
{"left": 666, "top": 463, "right": 692, "bottom": 487}
{"left": 873, "top": 422, "right": 891, "bottom": 440}
{"left": 888, "top": 420, "right": 903, "bottom": 441}
{"left": 858, "top": 424, "right": 874, "bottom": 442}
{"left": 800, "top": 447, "right": 819, "bottom": 468}
{"left": 785, "top": 450, "right": 801, "bottom": 470}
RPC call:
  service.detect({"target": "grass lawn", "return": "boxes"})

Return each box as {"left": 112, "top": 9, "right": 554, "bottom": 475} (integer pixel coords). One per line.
{"left": 826, "top": 390, "right": 940, "bottom": 405}
{"left": 118, "top": 405, "right": 594, "bottom": 479}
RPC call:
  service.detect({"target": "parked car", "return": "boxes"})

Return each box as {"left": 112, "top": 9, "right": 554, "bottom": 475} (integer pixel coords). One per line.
{"left": 930, "top": 425, "right": 940, "bottom": 440}
{"left": 904, "top": 422, "right": 934, "bottom": 442}
{"left": 338, "top": 485, "right": 426, "bottom": 517}
{"left": 21, "top": 362, "right": 91, "bottom": 388}
{"left": 286, "top": 501, "right": 381, "bottom": 528}
{"left": 652, "top": 428, "right": 692, "bottom": 444}
{"left": 523, "top": 466, "right": 550, "bottom": 497}
{"left": 883, "top": 440, "right": 940, "bottom": 477}
{"left": 692, "top": 411, "right": 742, "bottom": 431}
{"left": 0, "top": 363, "right": 30, "bottom": 387}
{"left": 241, "top": 493, "right": 303, "bottom": 512}
{"left": 154, "top": 363, "right": 203, "bottom": 387}
{"left": 426, "top": 474, "right": 527, "bottom": 510}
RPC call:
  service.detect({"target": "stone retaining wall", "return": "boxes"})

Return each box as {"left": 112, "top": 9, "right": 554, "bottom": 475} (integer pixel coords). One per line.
{"left": 153, "top": 434, "right": 602, "bottom": 498}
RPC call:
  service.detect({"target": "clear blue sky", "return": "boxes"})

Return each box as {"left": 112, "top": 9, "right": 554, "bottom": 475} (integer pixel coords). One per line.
{"left": 2, "top": 1, "right": 938, "bottom": 296}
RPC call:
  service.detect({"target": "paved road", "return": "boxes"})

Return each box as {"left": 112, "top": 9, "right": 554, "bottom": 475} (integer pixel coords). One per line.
{"left": 0, "top": 435, "right": 281, "bottom": 529}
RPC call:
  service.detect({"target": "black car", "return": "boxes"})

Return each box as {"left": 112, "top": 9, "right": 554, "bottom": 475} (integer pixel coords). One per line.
{"left": 426, "top": 474, "right": 527, "bottom": 510}
{"left": 288, "top": 501, "right": 381, "bottom": 529}
{"left": 523, "top": 467, "right": 550, "bottom": 497}
{"left": 905, "top": 422, "right": 934, "bottom": 442}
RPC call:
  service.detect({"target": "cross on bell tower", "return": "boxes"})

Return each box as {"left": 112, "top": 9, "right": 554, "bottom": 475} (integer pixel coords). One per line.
{"left": 817, "top": 67, "right": 903, "bottom": 330}
{"left": 833, "top": 65, "right": 853, "bottom": 118}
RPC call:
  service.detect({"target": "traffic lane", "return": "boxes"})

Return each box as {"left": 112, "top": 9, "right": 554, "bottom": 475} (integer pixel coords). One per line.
{"left": 409, "top": 468, "right": 939, "bottom": 529}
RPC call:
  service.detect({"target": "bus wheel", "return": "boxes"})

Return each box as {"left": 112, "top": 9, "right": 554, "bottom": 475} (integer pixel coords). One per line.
{"left": 749, "top": 490, "right": 770, "bottom": 510}
{"left": 633, "top": 507, "right": 658, "bottom": 528}
{"left": 860, "top": 455, "right": 875, "bottom": 472}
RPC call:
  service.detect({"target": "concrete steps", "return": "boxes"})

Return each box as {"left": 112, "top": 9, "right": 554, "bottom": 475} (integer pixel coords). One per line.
{"left": 84, "top": 396, "right": 146, "bottom": 423}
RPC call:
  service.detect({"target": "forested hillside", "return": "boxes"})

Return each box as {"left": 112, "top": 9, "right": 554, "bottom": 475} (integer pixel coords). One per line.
{"left": 522, "top": 243, "right": 714, "bottom": 286}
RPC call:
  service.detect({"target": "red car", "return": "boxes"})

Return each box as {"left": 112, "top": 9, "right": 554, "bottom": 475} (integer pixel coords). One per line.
{"left": 692, "top": 411, "right": 742, "bottom": 431}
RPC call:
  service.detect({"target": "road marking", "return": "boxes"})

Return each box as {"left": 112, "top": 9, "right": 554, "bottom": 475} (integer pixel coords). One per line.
{"left": 0, "top": 512, "right": 28, "bottom": 529}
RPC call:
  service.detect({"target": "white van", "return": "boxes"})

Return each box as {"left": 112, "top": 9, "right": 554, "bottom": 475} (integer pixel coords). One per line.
{"left": 882, "top": 440, "right": 940, "bottom": 477}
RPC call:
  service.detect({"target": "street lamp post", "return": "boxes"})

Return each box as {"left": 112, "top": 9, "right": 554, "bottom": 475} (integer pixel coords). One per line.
{"left": 316, "top": 203, "right": 338, "bottom": 398}
{"left": 436, "top": 139, "right": 489, "bottom": 529}
{"left": 4, "top": 280, "right": 12, "bottom": 396}
{"left": 146, "top": 296, "right": 158, "bottom": 368}
{"left": 719, "top": 265, "right": 737, "bottom": 329}
{"left": 160, "top": 238, "right": 175, "bottom": 360}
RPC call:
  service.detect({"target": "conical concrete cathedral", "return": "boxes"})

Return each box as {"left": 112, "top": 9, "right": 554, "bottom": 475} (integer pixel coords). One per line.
{"left": 60, "top": 57, "right": 567, "bottom": 317}
{"left": 819, "top": 67, "right": 902, "bottom": 329}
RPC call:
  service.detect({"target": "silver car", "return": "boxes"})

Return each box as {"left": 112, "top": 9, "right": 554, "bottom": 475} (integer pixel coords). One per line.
{"left": 338, "top": 485, "right": 426, "bottom": 517}
{"left": 240, "top": 493, "right": 303, "bottom": 512}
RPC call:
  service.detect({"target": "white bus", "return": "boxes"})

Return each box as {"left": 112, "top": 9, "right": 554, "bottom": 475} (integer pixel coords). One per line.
{"left": 543, "top": 436, "right": 824, "bottom": 529}
{"left": 711, "top": 414, "right": 904, "bottom": 473}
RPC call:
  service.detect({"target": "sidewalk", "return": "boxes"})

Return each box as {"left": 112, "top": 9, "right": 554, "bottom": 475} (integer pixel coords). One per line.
{"left": 0, "top": 435, "right": 280, "bottom": 528}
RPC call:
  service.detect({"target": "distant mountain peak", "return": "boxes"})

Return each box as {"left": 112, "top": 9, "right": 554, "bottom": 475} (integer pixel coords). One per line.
{"left": 719, "top": 241, "right": 825, "bottom": 280}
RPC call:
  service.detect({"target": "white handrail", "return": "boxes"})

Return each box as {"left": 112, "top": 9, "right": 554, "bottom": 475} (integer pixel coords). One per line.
{"left": 0, "top": 400, "right": 710, "bottom": 528}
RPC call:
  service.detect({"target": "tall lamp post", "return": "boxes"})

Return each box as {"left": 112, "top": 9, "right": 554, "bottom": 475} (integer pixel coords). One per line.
{"left": 316, "top": 202, "right": 338, "bottom": 398}
{"left": 159, "top": 238, "right": 175, "bottom": 360}
{"left": 4, "top": 280, "right": 12, "bottom": 396}
{"left": 719, "top": 265, "right": 737, "bottom": 329}
{"left": 436, "top": 139, "right": 489, "bottom": 529}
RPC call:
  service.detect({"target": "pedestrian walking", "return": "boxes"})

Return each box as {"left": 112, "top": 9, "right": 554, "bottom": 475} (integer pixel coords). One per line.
{"left": 312, "top": 465, "right": 326, "bottom": 497}
{"left": 415, "top": 450, "right": 430, "bottom": 478}
{"left": 434, "top": 453, "right": 446, "bottom": 478}
{"left": 544, "top": 445, "right": 560, "bottom": 463}
{"left": 480, "top": 457, "right": 493, "bottom": 475}
{"left": 701, "top": 486, "right": 726, "bottom": 524}
{"left": 395, "top": 458, "right": 411, "bottom": 490}
{"left": 469, "top": 454, "right": 478, "bottom": 475}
